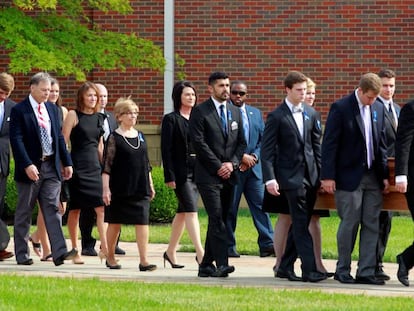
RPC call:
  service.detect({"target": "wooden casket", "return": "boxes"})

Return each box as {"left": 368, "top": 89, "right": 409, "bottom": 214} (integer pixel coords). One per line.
{"left": 315, "top": 158, "right": 408, "bottom": 211}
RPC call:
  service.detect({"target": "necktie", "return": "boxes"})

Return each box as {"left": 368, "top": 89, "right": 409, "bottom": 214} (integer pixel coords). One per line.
{"left": 388, "top": 102, "right": 396, "bottom": 129}
{"left": 363, "top": 105, "right": 373, "bottom": 168}
{"left": 220, "top": 104, "right": 227, "bottom": 136}
{"left": 38, "top": 103, "right": 53, "bottom": 155}
{"left": 241, "top": 108, "right": 249, "bottom": 144}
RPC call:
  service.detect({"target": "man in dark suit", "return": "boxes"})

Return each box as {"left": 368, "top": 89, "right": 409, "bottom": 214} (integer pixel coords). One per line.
{"left": 375, "top": 69, "right": 400, "bottom": 281}
{"left": 189, "top": 71, "right": 246, "bottom": 277}
{"left": 321, "top": 73, "right": 389, "bottom": 285}
{"left": 261, "top": 70, "right": 326, "bottom": 283}
{"left": 79, "top": 83, "right": 125, "bottom": 256}
{"left": 226, "top": 80, "right": 274, "bottom": 258}
{"left": 0, "top": 72, "right": 16, "bottom": 261}
{"left": 10, "top": 72, "right": 77, "bottom": 266}
{"left": 394, "top": 94, "right": 414, "bottom": 287}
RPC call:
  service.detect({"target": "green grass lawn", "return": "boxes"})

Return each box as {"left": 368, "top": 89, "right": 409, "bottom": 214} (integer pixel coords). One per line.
{"left": 2, "top": 209, "right": 412, "bottom": 309}
{"left": 1, "top": 275, "right": 413, "bottom": 310}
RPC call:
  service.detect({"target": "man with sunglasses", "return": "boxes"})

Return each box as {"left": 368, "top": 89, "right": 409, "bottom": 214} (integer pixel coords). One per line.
{"left": 226, "top": 81, "right": 274, "bottom": 258}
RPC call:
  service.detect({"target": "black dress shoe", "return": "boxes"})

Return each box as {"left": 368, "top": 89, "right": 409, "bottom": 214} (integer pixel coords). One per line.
{"left": 259, "top": 246, "right": 275, "bottom": 258}
{"left": 323, "top": 272, "right": 335, "bottom": 278}
{"left": 53, "top": 248, "right": 78, "bottom": 266}
{"left": 211, "top": 265, "right": 235, "bottom": 277}
{"left": 139, "top": 264, "right": 157, "bottom": 271}
{"left": 228, "top": 250, "right": 240, "bottom": 258}
{"left": 198, "top": 264, "right": 216, "bottom": 277}
{"left": 303, "top": 271, "right": 328, "bottom": 283}
{"left": 115, "top": 246, "right": 126, "bottom": 255}
{"left": 81, "top": 248, "right": 98, "bottom": 256}
{"left": 375, "top": 268, "right": 390, "bottom": 281}
{"left": 397, "top": 254, "right": 410, "bottom": 287}
{"left": 355, "top": 275, "right": 385, "bottom": 285}
{"left": 17, "top": 258, "right": 33, "bottom": 265}
{"left": 276, "top": 269, "right": 302, "bottom": 281}
{"left": 334, "top": 273, "right": 355, "bottom": 284}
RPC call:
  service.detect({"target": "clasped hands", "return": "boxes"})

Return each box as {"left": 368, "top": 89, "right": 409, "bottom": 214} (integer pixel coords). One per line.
{"left": 217, "top": 162, "right": 233, "bottom": 180}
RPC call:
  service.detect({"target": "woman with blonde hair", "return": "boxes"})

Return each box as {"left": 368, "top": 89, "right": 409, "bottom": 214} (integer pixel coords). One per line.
{"left": 102, "top": 97, "right": 156, "bottom": 271}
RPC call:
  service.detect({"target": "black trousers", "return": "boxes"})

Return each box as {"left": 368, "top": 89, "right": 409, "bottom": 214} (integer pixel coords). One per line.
{"left": 399, "top": 187, "right": 414, "bottom": 270}
{"left": 279, "top": 184, "right": 317, "bottom": 276}
{"left": 197, "top": 182, "right": 233, "bottom": 267}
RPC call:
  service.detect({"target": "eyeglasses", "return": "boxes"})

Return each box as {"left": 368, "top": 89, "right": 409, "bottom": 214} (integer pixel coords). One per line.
{"left": 123, "top": 111, "right": 138, "bottom": 116}
{"left": 231, "top": 91, "right": 247, "bottom": 96}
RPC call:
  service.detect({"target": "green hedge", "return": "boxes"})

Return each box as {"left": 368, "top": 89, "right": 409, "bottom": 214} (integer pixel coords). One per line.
{"left": 3, "top": 162, "right": 178, "bottom": 224}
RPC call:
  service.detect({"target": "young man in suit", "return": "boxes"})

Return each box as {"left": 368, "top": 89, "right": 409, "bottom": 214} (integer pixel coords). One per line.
{"left": 189, "top": 71, "right": 246, "bottom": 277}
{"left": 0, "top": 72, "right": 16, "bottom": 261}
{"left": 375, "top": 69, "right": 400, "bottom": 281}
{"left": 321, "top": 73, "right": 389, "bottom": 285}
{"left": 261, "top": 70, "right": 326, "bottom": 283}
{"left": 79, "top": 83, "right": 126, "bottom": 256}
{"left": 394, "top": 90, "right": 414, "bottom": 287}
{"left": 226, "top": 80, "right": 274, "bottom": 258}
{"left": 10, "top": 72, "right": 77, "bottom": 266}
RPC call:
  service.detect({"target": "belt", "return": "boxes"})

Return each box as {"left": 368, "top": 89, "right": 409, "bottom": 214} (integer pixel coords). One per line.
{"left": 41, "top": 154, "right": 55, "bottom": 162}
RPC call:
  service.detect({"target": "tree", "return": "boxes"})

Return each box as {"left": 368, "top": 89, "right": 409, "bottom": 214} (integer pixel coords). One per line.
{"left": 0, "top": 1, "right": 166, "bottom": 81}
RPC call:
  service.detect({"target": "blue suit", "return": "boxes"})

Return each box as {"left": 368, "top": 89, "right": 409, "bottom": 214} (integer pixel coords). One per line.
{"left": 226, "top": 102, "right": 274, "bottom": 253}
{"left": 10, "top": 96, "right": 73, "bottom": 263}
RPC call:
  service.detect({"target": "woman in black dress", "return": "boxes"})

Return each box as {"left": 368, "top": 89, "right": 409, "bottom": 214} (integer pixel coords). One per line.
{"left": 102, "top": 97, "right": 156, "bottom": 271}
{"left": 161, "top": 81, "right": 204, "bottom": 267}
{"left": 62, "top": 82, "right": 107, "bottom": 264}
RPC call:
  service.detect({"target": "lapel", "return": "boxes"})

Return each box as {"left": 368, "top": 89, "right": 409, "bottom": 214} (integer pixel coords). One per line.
{"left": 174, "top": 111, "right": 187, "bottom": 141}
{"left": 352, "top": 94, "right": 366, "bottom": 140}
{"left": 281, "top": 101, "right": 304, "bottom": 144}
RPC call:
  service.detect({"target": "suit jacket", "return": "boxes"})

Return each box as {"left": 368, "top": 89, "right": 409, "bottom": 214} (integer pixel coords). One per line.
{"left": 261, "top": 101, "right": 321, "bottom": 189}
{"left": 161, "top": 111, "right": 193, "bottom": 185}
{"left": 103, "top": 110, "right": 117, "bottom": 132}
{"left": 395, "top": 100, "right": 414, "bottom": 179}
{"left": 10, "top": 97, "right": 73, "bottom": 183}
{"left": 235, "top": 102, "right": 264, "bottom": 180}
{"left": 321, "top": 92, "right": 388, "bottom": 191}
{"left": 0, "top": 98, "right": 16, "bottom": 176}
{"left": 189, "top": 98, "right": 246, "bottom": 185}
{"left": 376, "top": 98, "right": 400, "bottom": 157}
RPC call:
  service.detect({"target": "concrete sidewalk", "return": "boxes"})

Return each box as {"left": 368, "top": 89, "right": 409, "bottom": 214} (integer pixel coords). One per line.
{"left": 0, "top": 240, "right": 413, "bottom": 298}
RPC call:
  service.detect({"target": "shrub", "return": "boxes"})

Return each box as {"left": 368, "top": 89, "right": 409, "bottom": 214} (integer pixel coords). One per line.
{"left": 150, "top": 166, "right": 178, "bottom": 223}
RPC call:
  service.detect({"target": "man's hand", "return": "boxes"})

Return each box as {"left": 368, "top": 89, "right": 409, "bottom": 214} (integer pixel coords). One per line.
{"left": 62, "top": 166, "right": 73, "bottom": 180}
{"left": 217, "top": 162, "right": 233, "bottom": 179}
{"left": 266, "top": 181, "right": 280, "bottom": 196}
{"left": 396, "top": 181, "right": 407, "bottom": 193}
{"left": 166, "top": 181, "right": 176, "bottom": 189}
{"left": 25, "top": 164, "right": 39, "bottom": 182}
{"left": 321, "top": 179, "right": 336, "bottom": 194}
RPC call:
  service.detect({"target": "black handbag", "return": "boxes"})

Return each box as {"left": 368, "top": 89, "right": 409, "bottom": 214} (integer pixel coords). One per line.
{"left": 60, "top": 180, "right": 70, "bottom": 203}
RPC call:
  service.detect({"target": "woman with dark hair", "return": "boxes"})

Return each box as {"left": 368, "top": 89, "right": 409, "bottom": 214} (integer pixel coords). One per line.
{"left": 161, "top": 81, "right": 204, "bottom": 268}
{"left": 62, "top": 81, "right": 107, "bottom": 264}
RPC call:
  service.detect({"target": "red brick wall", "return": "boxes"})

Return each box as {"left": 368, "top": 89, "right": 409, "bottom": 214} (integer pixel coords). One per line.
{"left": 2, "top": 0, "right": 414, "bottom": 123}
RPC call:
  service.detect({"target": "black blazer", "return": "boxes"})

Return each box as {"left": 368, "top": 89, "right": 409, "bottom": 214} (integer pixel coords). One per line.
{"left": 376, "top": 98, "right": 400, "bottom": 157}
{"left": 10, "top": 97, "right": 73, "bottom": 183}
{"left": 395, "top": 100, "right": 414, "bottom": 179}
{"left": 261, "top": 101, "right": 322, "bottom": 189}
{"left": 321, "top": 92, "right": 388, "bottom": 191}
{"left": 161, "top": 111, "right": 193, "bottom": 185}
{"left": 0, "top": 98, "right": 16, "bottom": 176}
{"left": 189, "top": 98, "right": 246, "bottom": 185}
{"left": 103, "top": 110, "right": 117, "bottom": 133}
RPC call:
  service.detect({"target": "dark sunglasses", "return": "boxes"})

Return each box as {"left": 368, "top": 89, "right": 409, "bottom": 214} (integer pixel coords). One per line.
{"left": 231, "top": 91, "right": 247, "bottom": 96}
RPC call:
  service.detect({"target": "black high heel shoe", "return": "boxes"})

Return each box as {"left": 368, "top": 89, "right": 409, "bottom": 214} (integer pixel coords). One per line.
{"left": 163, "top": 251, "right": 184, "bottom": 269}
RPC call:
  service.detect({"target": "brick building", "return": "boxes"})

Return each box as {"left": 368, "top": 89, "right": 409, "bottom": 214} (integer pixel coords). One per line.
{"left": 2, "top": 1, "right": 414, "bottom": 164}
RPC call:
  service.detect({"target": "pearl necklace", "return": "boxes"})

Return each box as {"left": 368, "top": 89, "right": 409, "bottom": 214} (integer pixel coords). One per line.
{"left": 117, "top": 128, "right": 140, "bottom": 150}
